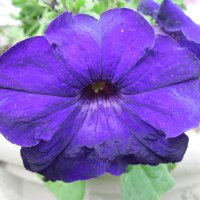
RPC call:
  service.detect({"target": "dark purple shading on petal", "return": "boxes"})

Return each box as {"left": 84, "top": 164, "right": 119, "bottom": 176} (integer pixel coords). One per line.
{"left": 0, "top": 36, "right": 82, "bottom": 97}
{"left": 21, "top": 101, "right": 88, "bottom": 169}
{"left": 174, "top": 34, "right": 200, "bottom": 59}
{"left": 100, "top": 8, "right": 155, "bottom": 82}
{"left": 137, "top": 0, "right": 159, "bottom": 18}
{"left": 45, "top": 12, "right": 101, "bottom": 82}
{"left": 33, "top": 148, "right": 127, "bottom": 182}
{"left": 123, "top": 134, "right": 188, "bottom": 165}
{"left": 21, "top": 98, "right": 188, "bottom": 182}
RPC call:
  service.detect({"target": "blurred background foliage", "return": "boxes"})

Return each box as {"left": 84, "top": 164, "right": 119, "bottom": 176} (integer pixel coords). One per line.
{"left": 1, "top": 0, "right": 185, "bottom": 45}
{"left": 11, "top": 0, "right": 139, "bottom": 37}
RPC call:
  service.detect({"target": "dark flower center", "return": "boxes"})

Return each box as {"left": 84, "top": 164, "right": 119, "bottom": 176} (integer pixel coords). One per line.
{"left": 81, "top": 81, "right": 119, "bottom": 100}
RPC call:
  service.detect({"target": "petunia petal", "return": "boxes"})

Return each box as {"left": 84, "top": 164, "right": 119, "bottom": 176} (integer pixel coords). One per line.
{"left": 120, "top": 34, "right": 200, "bottom": 94}
{"left": 21, "top": 98, "right": 188, "bottom": 182}
{"left": 124, "top": 132, "right": 188, "bottom": 165}
{"left": 124, "top": 78, "right": 200, "bottom": 138}
{"left": 32, "top": 148, "right": 127, "bottom": 182}
{"left": 45, "top": 12, "right": 101, "bottom": 82}
{"left": 108, "top": 98, "right": 188, "bottom": 164}
{"left": 20, "top": 101, "right": 90, "bottom": 171}
{"left": 45, "top": 9, "right": 155, "bottom": 84}
{"left": 100, "top": 8, "right": 155, "bottom": 82}
{"left": 174, "top": 35, "right": 200, "bottom": 59}
{"left": 0, "top": 36, "right": 81, "bottom": 97}
{"left": 0, "top": 89, "right": 80, "bottom": 146}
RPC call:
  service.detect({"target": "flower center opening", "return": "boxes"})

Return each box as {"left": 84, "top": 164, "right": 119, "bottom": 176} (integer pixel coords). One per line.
{"left": 81, "top": 81, "right": 119, "bottom": 100}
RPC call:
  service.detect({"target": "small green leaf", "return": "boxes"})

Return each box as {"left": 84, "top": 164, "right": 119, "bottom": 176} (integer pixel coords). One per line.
{"left": 42, "top": 178, "right": 85, "bottom": 200}
{"left": 74, "top": 0, "right": 86, "bottom": 13}
{"left": 99, "top": 0, "right": 109, "bottom": 9}
{"left": 120, "top": 164, "right": 175, "bottom": 200}
{"left": 92, "top": 0, "right": 109, "bottom": 14}
{"left": 65, "top": 0, "right": 74, "bottom": 12}
{"left": 167, "top": 163, "right": 176, "bottom": 171}
{"left": 116, "top": 1, "right": 126, "bottom": 8}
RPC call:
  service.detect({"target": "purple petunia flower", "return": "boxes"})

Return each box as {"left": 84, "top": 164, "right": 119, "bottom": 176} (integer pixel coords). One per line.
{"left": 0, "top": 8, "right": 200, "bottom": 182}
{"left": 138, "top": 0, "right": 200, "bottom": 58}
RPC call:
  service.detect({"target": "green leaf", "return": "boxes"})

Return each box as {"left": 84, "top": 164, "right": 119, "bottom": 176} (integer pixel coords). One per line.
{"left": 42, "top": 179, "right": 85, "bottom": 200}
{"left": 99, "top": 0, "right": 109, "bottom": 10}
{"left": 65, "top": 0, "right": 75, "bottom": 12}
{"left": 120, "top": 164, "right": 175, "bottom": 200}
{"left": 167, "top": 163, "right": 176, "bottom": 171}
{"left": 92, "top": 0, "right": 109, "bottom": 14}
{"left": 74, "top": 0, "right": 86, "bottom": 13}
{"left": 116, "top": 0, "right": 126, "bottom": 8}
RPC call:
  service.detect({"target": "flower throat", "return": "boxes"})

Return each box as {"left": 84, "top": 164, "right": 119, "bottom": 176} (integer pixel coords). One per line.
{"left": 81, "top": 81, "right": 119, "bottom": 100}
